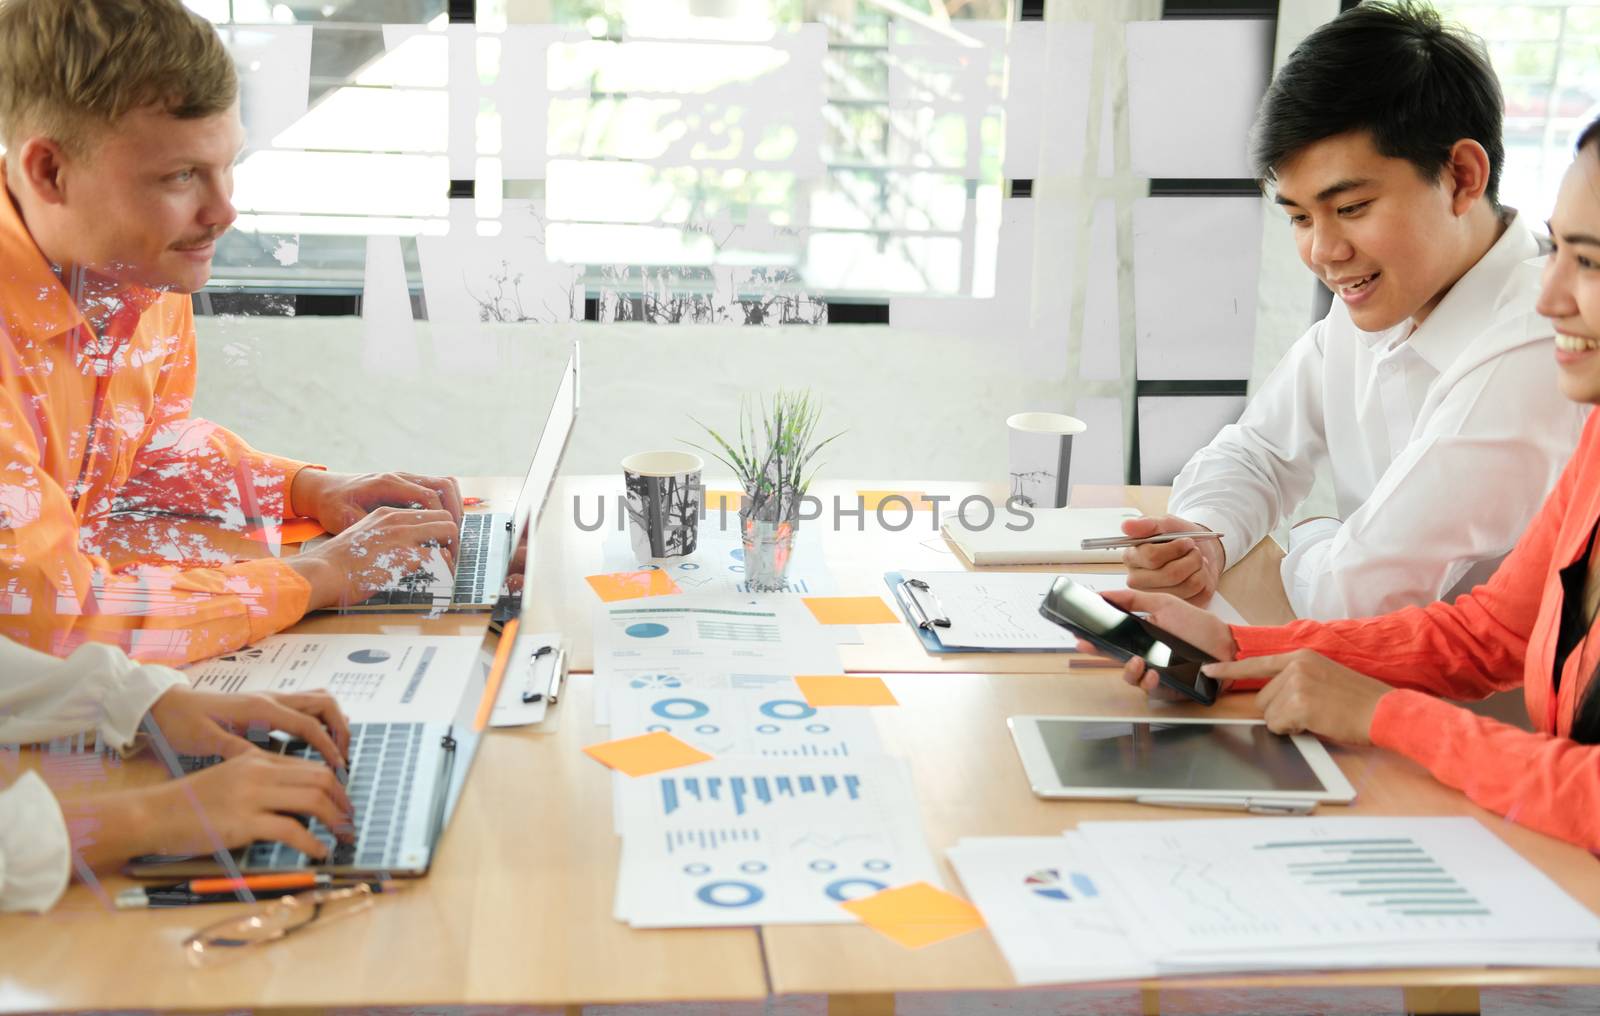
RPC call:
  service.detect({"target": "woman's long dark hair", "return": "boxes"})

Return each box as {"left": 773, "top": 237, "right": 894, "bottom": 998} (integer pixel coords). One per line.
{"left": 1567, "top": 114, "right": 1600, "bottom": 744}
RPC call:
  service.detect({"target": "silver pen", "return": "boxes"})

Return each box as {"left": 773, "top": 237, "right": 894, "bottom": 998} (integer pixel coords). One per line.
{"left": 1134, "top": 795, "right": 1318, "bottom": 816}
{"left": 1082, "top": 531, "right": 1226, "bottom": 551}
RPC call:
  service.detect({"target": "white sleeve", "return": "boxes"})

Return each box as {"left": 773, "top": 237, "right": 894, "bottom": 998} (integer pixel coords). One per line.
{"left": 1167, "top": 321, "right": 1328, "bottom": 570}
{"left": 0, "top": 639, "right": 186, "bottom": 752}
{"left": 0, "top": 772, "right": 72, "bottom": 913}
{"left": 1285, "top": 344, "right": 1585, "bottom": 620}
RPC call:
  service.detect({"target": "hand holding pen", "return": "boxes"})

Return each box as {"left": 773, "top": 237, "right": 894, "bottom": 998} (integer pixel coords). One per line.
{"left": 1116, "top": 514, "right": 1227, "bottom": 604}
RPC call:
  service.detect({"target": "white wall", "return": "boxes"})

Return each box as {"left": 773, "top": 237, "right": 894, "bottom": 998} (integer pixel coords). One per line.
{"left": 191, "top": 316, "right": 1123, "bottom": 488}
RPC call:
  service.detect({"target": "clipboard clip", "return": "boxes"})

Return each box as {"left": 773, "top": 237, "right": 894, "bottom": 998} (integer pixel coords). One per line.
{"left": 521, "top": 644, "right": 565, "bottom": 704}
{"left": 898, "top": 578, "right": 951, "bottom": 630}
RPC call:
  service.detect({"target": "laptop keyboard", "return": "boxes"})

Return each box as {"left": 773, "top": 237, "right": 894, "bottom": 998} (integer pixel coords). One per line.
{"left": 177, "top": 722, "right": 426, "bottom": 870}
{"left": 352, "top": 513, "right": 490, "bottom": 607}
{"left": 452, "top": 513, "right": 491, "bottom": 603}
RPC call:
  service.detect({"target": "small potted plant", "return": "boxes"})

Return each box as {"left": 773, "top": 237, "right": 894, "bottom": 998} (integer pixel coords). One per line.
{"left": 691, "top": 390, "right": 843, "bottom": 591}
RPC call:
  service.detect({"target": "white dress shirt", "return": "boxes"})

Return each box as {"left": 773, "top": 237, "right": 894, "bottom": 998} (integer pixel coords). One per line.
{"left": 1169, "top": 211, "right": 1589, "bottom": 620}
{"left": 0, "top": 640, "right": 184, "bottom": 913}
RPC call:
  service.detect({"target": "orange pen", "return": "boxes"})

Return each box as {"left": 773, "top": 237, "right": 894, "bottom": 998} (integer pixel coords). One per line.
{"left": 185, "top": 872, "right": 327, "bottom": 895}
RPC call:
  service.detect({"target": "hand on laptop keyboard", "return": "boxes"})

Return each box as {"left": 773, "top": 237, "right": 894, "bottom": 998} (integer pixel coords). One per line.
{"left": 117, "top": 751, "right": 355, "bottom": 862}
{"left": 287, "top": 506, "right": 460, "bottom": 612}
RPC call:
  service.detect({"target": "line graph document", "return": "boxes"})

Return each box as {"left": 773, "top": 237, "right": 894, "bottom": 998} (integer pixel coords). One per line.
{"left": 1078, "top": 817, "right": 1600, "bottom": 961}
{"left": 897, "top": 571, "right": 1244, "bottom": 651}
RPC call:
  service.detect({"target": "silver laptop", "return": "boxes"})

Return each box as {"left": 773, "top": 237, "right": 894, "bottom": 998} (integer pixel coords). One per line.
{"left": 126, "top": 347, "right": 578, "bottom": 879}
{"left": 313, "top": 345, "right": 579, "bottom": 612}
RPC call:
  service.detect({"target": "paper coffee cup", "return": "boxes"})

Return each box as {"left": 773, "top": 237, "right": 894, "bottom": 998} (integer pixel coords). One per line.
{"left": 622, "top": 451, "right": 703, "bottom": 559}
{"left": 1007, "top": 412, "right": 1086, "bottom": 509}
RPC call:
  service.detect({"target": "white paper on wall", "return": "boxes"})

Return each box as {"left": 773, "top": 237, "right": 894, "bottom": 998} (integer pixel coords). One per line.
{"left": 222, "top": 26, "right": 313, "bottom": 155}
{"left": 361, "top": 234, "right": 419, "bottom": 375}
{"left": 1080, "top": 198, "right": 1121, "bottom": 381}
{"left": 1132, "top": 196, "right": 1263, "bottom": 381}
{"left": 1071, "top": 395, "right": 1125, "bottom": 488}
{"left": 1125, "top": 19, "right": 1273, "bottom": 179}
{"left": 1032, "top": 22, "right": 1094, "bottom": 180}
{"left": 1137, "top": 394, "right": 1247, "bottom": 486}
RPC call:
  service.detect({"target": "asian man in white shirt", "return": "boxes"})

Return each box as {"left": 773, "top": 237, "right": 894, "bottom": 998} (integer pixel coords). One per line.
{"left": 1122, "top": 0, "right": 1587, "bottom": 620}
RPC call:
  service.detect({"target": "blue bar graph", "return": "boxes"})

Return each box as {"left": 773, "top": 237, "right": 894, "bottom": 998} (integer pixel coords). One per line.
{"left": 655, "top": 771, "right": 868, "bottom": 819}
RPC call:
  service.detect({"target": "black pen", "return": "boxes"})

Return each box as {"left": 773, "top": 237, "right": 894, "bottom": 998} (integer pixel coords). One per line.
{"left": 115, "top": 879, "right": 397, "bottom": 909}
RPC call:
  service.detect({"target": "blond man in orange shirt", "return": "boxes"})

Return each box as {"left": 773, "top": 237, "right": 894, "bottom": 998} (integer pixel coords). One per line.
{"left": 0, "top": 0, "right": 464, "bottom": 664}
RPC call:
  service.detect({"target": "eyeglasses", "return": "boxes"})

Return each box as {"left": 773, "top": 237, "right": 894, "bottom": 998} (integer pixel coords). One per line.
{"left": 182, "top": 884, "right": 375, "bottom": 965}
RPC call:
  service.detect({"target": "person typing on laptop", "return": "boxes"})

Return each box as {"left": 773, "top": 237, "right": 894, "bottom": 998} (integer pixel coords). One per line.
{"left": 1121, "top": 2, "right": 1586, "bottom": 620}
{"left": 0, "top": 636, "right": 353, "bottom": 913}
{"left": 0, "top": 0, "right": 465, "bottom": 665}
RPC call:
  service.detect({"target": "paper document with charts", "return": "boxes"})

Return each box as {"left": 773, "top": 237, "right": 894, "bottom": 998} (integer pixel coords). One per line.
{"left": 593, "top": 595, "right": 843, "bottom": 724}
{"left": 1078, "top": 816, "right": 1600, "bottom": 971}
{"left": 607, "top": 686, "right": 884, "bottom": 760}
{"left": 612, "top": 755, "right": 942, "bottom": 928}
{"left": 185, "top": 634, "right": 481, "bottom": 724}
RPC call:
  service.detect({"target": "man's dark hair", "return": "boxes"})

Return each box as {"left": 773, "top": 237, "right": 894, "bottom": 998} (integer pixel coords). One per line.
{"left": 1249, "top": 0, "right": 1504, "bottom": 206}
{"left": 1579, "top": 114, "right": 1600, "bottom": 157}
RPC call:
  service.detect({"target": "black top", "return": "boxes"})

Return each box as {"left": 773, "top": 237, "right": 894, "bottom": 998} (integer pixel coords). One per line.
{"left": 1552, "top": 520, "right": 1600, "bottom": 695}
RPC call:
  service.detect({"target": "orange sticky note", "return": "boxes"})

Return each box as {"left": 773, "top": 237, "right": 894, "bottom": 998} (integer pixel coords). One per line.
{"left": 856, "top": 490, "right": 928, "bottom": 513}
{"left": 795, "top": 675, "right": 898, "bottom": 707}
{"left": 704, "top": 489, "right": 745, "bottom": 512}
{"left": 585, "top": 569, "right": 683, "bottom": 602}
{"left": 802, "top": 596, "right": 899, "bottom": 626}
{"left": 582, "top": 731, "right": 713, "bottom": 777}
{"left": 242, "top": 518, "right": 326, "bottom": 544}
{"left": 841, "top": 881, "right": 986, "bottom": 949}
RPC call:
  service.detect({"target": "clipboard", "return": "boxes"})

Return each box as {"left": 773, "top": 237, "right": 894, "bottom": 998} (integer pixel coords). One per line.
{"left": 884, "top": 571, "right": 1070, "bottom": 655}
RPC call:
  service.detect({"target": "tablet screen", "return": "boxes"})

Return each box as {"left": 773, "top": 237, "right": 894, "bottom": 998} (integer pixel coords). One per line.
{"left": 1036, "top": 719, "right": 1325, "bottom": 793}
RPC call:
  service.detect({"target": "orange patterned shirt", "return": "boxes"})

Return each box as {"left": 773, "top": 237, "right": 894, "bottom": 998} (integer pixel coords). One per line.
{"left": 0, "top": 179, "right": 312, "bottom": 664}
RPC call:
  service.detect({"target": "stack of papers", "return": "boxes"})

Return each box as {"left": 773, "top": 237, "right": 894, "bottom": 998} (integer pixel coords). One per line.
{"left": 593, "top": 594, "right": 944, "bottom": 928}
{"left": 612, "top": 755, "right": 942, "bottom": 927}
{"left": 949, "top": 818, "right": 1600, "bottom": 986}
{"left": 592, "top": 595, "right": 844, "bottom": 723}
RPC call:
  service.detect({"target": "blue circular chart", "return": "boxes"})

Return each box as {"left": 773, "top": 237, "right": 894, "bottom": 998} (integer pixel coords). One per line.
{"left": 697, "top": 881, "right": 764, "bottom": 908}
{"left": 683, "top": 863, "right": 711, "bottom": 876}
{"left": 695, "top": 724, "right": 720, "bottom": 734}
{"left": 759, "top": 700, "right": 817, "bottom": 721}
{"left": 739, "top": 861, "right": 769, "bottom": 874}
{"left": 347, "top": 649, "right": 391, "bottom": 665}
{"left": 755, "top": 724, "right": 780, "bottom": 734}
{"left": 824, "top": 878, "right": 888, "bottom": 902}
{"left": 651, "top": 698, "right": 711, "bottom": 720}
{"left": 809, "top": 859, "right": 837, "bottom": 873}
{"left": 863, "top": 859, "right": 892, "bottom": 873}
{"left": 625, "top": 623, "right": 670, "bottom": 639}
{"left": 805, "top": 723, "right": 831, "bottom": 734}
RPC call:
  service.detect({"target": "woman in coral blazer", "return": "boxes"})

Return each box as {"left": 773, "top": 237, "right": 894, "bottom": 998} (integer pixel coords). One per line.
{"left": 1112, "top": 117, "right": 1600, "bottom": 852}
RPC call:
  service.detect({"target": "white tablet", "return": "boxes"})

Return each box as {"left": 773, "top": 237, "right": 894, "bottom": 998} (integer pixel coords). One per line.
{"left": 1008, "top": 715, "right": 1356, "bottom": 805}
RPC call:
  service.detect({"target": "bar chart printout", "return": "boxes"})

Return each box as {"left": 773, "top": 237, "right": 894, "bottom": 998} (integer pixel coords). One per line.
{"left": 1075, "top": 817, "right": 1600, "bottom": 957}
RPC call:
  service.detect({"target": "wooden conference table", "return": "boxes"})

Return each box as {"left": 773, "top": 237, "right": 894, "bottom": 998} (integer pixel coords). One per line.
{"left": 0, "top": 478, "right": 1596, "bottom": 1016}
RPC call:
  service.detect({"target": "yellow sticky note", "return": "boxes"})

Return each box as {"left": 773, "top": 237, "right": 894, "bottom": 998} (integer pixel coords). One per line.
{"left": 795, "top": 675, "right": 898, "bottom": 708}
{"left": 242, "top": 518, "right": 326, "bottom": 545}
{"left": 802, "top": 596, "right": 900, "bottom": 626}
{"left": 704, "top": 489, "right": 745, "bottom": 512}
{"left": 582, "top": 731, "right": 713, "bottom": 777}
{"left": 856, "top": 490, "right": 928, "bottom": 513}
{"left": 841, "top": 881, "right": 987, "bottom": 949}
{"left": 585, "top": 569, "right": 683, "bottom": 603}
